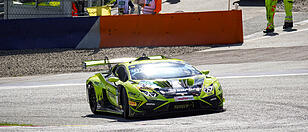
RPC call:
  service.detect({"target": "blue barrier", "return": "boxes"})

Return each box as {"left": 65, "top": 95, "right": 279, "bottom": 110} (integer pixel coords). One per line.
{"left": 0, "top": 17, "right": 99, "bottom": 50}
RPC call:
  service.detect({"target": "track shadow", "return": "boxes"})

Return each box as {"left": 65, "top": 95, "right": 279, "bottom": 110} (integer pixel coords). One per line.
{"left": 82, "top": 113, "right": 130, "bottom": 122}
{"left": 0, "top": 48, "right": 71, "bottom": 56}
{"left": 283, "top": 28, "right": 297, "bottom": 32}
{"left": 233, "top": 0, "right": 265, "bottom": 6}
{"left": 82, "top": 109, "right": 226, "bottom": 122}
{"left": 234, "top": 0, "right": 284, "bottom": 6}
{"left": 88, "top": 49, "right": 100, "bottom": 56}
{"left": 264, "top": 32, "right": 279, "bottom": 36}
{"left": 209, "top": 43, "right": 243, "bottom": 48}
{"left": 0, "top": 48, "right": 101, "bottom": 56}
{"left": 164, "top": 0, "right": 180, "bottom": 4}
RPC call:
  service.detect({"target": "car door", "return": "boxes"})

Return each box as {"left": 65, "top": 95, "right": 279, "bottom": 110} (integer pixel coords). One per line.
{"left": 105, "top": 65, "right": 128, "bottom": 107}
{"left": 105, "top": 74, "right": 119, "bottom": 107}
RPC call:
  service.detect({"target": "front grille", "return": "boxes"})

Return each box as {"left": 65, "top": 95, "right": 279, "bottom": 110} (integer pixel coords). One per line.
{"left": 169, "top": 101, "right": 200, "bottom": 111}
{"left": 163, "top": 93, "right": 200, "bottom": 99}
{"left": 137, "top": 100, "right": 168, "bottom": 112}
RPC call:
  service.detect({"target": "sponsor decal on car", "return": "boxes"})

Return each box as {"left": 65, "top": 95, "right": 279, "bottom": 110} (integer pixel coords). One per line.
{"left": 128, "top": 91, "right": 140, "bottom": 98}
{"left": 174, "top": 104, "right": 193, "bottom": 109}
{"left": 128, "top": 101, "right": 137, "bottom": 106}
{"left": 146, "top": 103, "right": 155, "bottom": 106}
{"left": 174, "top": 95, "right": 194, "bottom": 101}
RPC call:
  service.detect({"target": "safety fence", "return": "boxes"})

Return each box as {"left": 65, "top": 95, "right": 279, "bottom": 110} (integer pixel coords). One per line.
{"left": 3, "top": 0, "right": 69, "bottom": 19}
{"left": 1, "top": 0, "right": 115, "bottom": 19}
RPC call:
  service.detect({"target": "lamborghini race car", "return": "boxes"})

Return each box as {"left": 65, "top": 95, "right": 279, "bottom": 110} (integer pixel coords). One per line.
{"left": 83, "top": 55, "right": 224, "bottom": 119}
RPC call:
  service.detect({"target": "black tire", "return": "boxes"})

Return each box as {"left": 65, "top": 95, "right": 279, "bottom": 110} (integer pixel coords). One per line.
{"left": 121, "top": 87, "right": 131, "bottom": 119}
{"left": 87, "top": 83, "right": 99, "bottom": 114}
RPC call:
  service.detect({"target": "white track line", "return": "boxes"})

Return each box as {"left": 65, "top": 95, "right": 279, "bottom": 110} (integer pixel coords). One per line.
{"left": 0, "top": 83, "right": 84, "bottom": 90}
{"left": 1, "top": 72, "right": 308, "bottom": 89}
{"left": 245, "top": 19, "right": 308, "bottom": 40}
{"left": 218, "top": 72, "right": 308, "bottom": 79}
{"left": 245, "top": 28, "right": 308, "bottom": 42}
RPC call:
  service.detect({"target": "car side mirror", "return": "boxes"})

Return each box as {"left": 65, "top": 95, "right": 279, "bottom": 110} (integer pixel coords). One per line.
{"left": 201, "top": 70, "right": 210, "bottom": 75}
{"left": 108, "top": 77, "right": 120, "bottom": 82}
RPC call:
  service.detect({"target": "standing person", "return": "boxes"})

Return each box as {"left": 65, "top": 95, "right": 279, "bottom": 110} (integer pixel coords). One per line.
{"left": 112, "top": 0, "right": 135, "bottom": 14}
{"left": 142, "top": 0, "right": 161, "bottom": 14}
{"left": 128, "top": 0, "right": 135, "bottom": 14}
{"left": 117, "top": 0, "right": 130, "bottom": 15}
{"left": 264, "top": 0, "right": 294, "bottom": 33}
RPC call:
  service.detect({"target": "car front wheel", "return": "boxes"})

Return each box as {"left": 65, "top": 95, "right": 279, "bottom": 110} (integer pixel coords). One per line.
{"left": 121, "top": 87, "right": 131, "bottom": 119}
{"left": 87, "top": 83, "right": 99, "bottom": 114}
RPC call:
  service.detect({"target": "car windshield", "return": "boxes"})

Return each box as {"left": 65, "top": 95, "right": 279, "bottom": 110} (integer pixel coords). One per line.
{"left": 128, "top": 62, "right": 202, "bottom": 80}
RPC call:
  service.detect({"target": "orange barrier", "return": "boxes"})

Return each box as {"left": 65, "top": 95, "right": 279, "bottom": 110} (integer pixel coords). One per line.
{"left": 99, "top": 10, "right": 243, "bottom": 48}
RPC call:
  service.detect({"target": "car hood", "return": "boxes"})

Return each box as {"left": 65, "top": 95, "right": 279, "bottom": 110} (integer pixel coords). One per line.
{"left": 133, "top": 75, "right": 213, "bottom": 97}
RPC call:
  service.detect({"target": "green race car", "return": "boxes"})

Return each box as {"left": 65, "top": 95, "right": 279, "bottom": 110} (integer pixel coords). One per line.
{"left": 84, "top": 55, "right": 224, "bottom": 119}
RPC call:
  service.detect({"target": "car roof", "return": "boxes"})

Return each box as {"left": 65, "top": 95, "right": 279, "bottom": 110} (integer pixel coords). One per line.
{"left": 121, "top": 58, "right": 185, "bottom": 67}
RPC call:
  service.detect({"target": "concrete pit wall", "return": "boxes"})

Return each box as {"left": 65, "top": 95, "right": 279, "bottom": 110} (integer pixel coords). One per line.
{"left": 0, "top": 10, "right": 243, "bottom": 50}
{"left": 100, "top": 10, "right": 243, "bottom": 48}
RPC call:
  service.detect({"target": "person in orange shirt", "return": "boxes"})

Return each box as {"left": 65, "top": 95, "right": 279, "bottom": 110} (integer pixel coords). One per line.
{"left": 142, "top": 0, "right": 161, "bottom": 14}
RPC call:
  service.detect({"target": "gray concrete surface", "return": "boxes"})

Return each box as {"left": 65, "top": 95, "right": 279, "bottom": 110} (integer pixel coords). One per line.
{"left": 0, "top": 60, "right": 307, "bottom": 131}
{"left": 1, "top": 0, "right": 308, "bottom": 131}
{"left": 198, "top": 19, "right": 308, "bottom": 51}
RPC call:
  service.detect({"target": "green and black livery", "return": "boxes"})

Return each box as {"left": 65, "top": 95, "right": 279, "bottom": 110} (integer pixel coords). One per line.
{"left": 84, "top": 55, "right": 224, "bottom": 119}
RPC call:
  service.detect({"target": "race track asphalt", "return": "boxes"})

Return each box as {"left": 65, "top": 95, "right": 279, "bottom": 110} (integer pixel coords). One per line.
{"left": 0, "top": 60, "right": 307, "bottom": 131}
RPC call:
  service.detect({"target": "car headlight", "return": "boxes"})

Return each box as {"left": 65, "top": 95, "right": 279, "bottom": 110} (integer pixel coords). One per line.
{"left": 203, "top": 84, "right": 214, "bottom": 93}
{"left": 140, "top": 90, "right": 158, "bottom": 97}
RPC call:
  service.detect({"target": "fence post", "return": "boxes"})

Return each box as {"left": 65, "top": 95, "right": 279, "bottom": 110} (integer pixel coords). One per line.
{"left": 137, "top": 0, "right": 141, "bottom": 15}
{"left": 228, "top": 0, "right": 230, "bottom": 10}
{"left": 4, "top": 0, "right": 8, "bottom": 19}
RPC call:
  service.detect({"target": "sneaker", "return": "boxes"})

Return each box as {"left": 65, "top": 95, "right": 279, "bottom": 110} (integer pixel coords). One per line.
{"left": 283, "top": 22, "right": 293, "bottom": 30}
{"left": 263, "top": 28, "right": 274, "bottom": 33}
